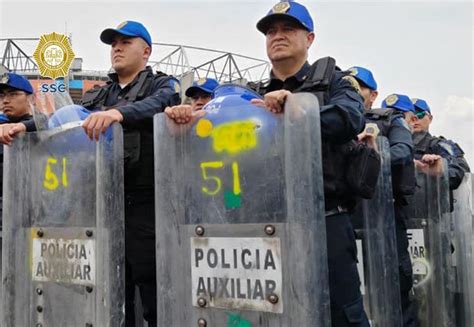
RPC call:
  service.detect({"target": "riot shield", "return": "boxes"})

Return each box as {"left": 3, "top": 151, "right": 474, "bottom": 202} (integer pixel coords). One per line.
{"left": 1, "top": 124, "right": 125, "bottom": 326}
{"left": 406, "top": 161, "right": 455, "bottom": 326}
{"left": 353, "top": 136, "right": 402, "bottom": 327}
{"left": 451, "top": 174, "right": 473, "bottom": 326}
{"left": 154, "top": 89, "right": 330, "bottom": 326}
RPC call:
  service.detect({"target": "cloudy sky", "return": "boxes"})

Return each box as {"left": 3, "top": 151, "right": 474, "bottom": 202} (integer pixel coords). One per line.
{"left": 1, "top": 0, "right": 473, "bottom": 165}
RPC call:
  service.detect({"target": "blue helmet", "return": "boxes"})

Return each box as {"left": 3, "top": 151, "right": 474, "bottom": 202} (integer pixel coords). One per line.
{"left": 48, "top": 105, "right": 92, "bottom": 129}
{"left": 0, "top": 72, "right": 33, "bottom": 94}
{"left": 257, "top": 1, "right": 314, "bottom": 34}
{"left": 382, "top": 94, "right": 415, "bottom": 113}
{"left": 411, "top": 98, "right": 431, "bottom": 113}
{"left": 194, "top": 84, "right": 278, "bottom": 157}
{"left": 348, "top": 66, "right": 377, "bottom": 91}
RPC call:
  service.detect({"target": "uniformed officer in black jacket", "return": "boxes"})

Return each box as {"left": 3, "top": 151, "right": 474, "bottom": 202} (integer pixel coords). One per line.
{"left": 351, "top": 66, "right": 418, "bottom": 326}
{"left": 409, "top": 98, "right": 470, "bottom": 190}
{"left": 248, "top": 2, "right": 369, "bottom": 325}
{"left": 79, "top": 21, "right": 180, "bottom": 327}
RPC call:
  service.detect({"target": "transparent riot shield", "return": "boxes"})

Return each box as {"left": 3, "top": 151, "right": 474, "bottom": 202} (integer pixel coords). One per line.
{"left": 406, "top": 161, "right": 455, "bottom": 327}
{"left": 352, "top": 136, "right": 402, "bottom": 327}
{"left": 154, "top": 90, "right": 330, "bottom": 326}
{"left": 451, "top": 174, "right": 473, "bottom": 326}
{"left": 1, "top": 124, "right": 125, "bottom": 327}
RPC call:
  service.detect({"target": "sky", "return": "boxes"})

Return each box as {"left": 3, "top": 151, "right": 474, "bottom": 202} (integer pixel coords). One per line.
{"left": 1, "top": 0, "right": 473, "bottom": 165}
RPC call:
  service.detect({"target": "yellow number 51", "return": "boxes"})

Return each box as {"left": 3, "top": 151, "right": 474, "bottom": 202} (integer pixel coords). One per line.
{"left": 43, "top": 157, "right": 69, "bottom": 191}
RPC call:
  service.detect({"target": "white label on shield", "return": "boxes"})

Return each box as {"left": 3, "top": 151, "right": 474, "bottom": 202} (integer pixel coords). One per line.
{"left": 356, "top": 239, "right": 366, "bottom": 295}
{"left": 407, "top": 229, "right": 427, "bottom": 275}
{"left": 31, "top": 237, "right": 96, "bottom": 286}
{"left": 191, "top": 237, "right": 283, "bottom": 313}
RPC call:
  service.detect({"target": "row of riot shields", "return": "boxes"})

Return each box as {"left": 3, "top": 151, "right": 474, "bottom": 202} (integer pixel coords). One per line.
{"left": 352, "top": 143, "right": 473, "bottom": 326}
{"left": 1, "top": 86, "right": 472, "bottom": 326}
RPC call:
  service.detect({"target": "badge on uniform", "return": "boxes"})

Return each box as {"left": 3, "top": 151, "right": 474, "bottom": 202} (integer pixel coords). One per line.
{"left": 272, "top": 2, "right": 290, "bottom": 13}
{"left": 197, "top": 78, "right": 207, "bottom": 86}
{"left": 117, "top": 21, "right": 128, "bottom": 29}
{"left": 364, "top": 123, "right": 380, "bottom": 138}
{"left": 170, "top": 79, "right": 181, "bottom": 94}
{"left": 0, "top": 73, "right": 9, "bottom": 84}
{"left": 349, "top": 67, "right": 358, "bottom": 76}
{"left": 342, "top": 75, "right": 362, "bottom": 95}
{"left": 385, "top": 94, "right": 398, "bottom": 106}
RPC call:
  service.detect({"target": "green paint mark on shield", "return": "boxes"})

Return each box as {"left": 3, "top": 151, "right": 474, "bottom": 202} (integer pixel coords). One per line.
{"left": 224, "top": 190, "right": 241, "bottom": 209}
{"left": 226, "top": 312, "right": 252, "bottom": 327}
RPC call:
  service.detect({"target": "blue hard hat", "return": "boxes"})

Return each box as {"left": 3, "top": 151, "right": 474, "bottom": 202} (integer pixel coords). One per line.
{"left": 348, "top": 66, "right": 377, "bottom": 91}
{"left": 185, "top": 78, "right": 219, "bottom": 97}
{"left": 382, "top": 94, "right": 415, "bottom": 112}
{"left": 100, "top": 21, "right": 152, "bottom": 47}
{"left": 200, "top": 84, "right": 275, "bottom": 134}
{"left": 48, "top": 105, "right": 92, "bottom": 129}
{"left": 257, "top": 1, "right": 314, "bottom": 34}
{"left": 212, "top": 84, "right": 262, "bottom": 102}
{"left": 0, "top": 73, "right": 33, "bottom": 94}
{"left": 411, "top": 98, "right": 431, "bottom": 113}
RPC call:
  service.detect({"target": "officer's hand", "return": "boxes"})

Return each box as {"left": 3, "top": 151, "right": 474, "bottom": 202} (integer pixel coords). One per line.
{"left": 165, "top": 106, "right": 206, "bottom": 136}
{"left": 415, "top": 155, "right": 444, "bottom": 176}
{"left": 251, "top": 90, "right": 291, "bottom": 114}
{"left": 82, "top": 109, "right": 123, "bottom": 141}
{"left": 421, "top": 154, "right": 442, "bottom": 165}
{"left": 357, "top": 131, "right": 378, "bottom": 151}
{"left": 0, "top": 123, "right": 26, "bottom": 146}
{"left": 165, "top": 105, "right": 194, "bottom": 124}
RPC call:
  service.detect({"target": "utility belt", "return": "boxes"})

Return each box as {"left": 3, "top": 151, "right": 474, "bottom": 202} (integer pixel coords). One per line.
{"left": 325, "top": 205, "right": 348, "bottom": 217}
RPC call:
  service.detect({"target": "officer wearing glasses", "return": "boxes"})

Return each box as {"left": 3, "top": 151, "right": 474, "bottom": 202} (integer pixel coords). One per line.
{"left": 409, "top": 98, "right": 470, "bottom": 190}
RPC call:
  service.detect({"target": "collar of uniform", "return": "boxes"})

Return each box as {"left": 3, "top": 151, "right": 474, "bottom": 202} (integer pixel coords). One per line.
{"left": 107, "top": 66, "right": 153, "bottom": 84}
{"left": 8, "top": 113, "right": 33, "bottom": 123}
{"left": 268, "top": 61, "right": 311, "bottom": 89}
{"left": 413, "top": 131, "right": 431, "bottom": 145}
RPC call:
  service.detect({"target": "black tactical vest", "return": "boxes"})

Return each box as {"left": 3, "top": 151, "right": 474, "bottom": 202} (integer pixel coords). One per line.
{"left": 81, "top": 68, "right": 166, "bottom": 196}
{"left": 365, "top": 108, "right": 416, "bottom": 200}
{"left": 250, "top": 57, "right": 357, "bottom": 210}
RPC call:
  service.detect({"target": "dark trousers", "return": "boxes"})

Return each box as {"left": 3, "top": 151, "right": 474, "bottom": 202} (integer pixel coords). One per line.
{"left": 394, "top": 205, "right": 418, "bottom": 327}
{"left": 125, "top": 197, "right": 157, "bottom": 327}
{"left": 327, "top": 212, "right": 370, "bottom": 327}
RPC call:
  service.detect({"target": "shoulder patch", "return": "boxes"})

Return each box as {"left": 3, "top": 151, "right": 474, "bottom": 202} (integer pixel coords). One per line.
{"left": 169, "top": 79, "right": 181, "bottom": 94}
{"left": 342, "top": 75, "right": 362, "bottom": 95}
{"left": 439, "top": 140, "right": 455, "bottom": 156}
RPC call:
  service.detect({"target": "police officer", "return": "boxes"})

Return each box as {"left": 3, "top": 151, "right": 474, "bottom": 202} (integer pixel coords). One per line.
{"left": 409, "top": 98, "right": 470, "bottom": 190}
{"left": 165, "top": 77, "right": 218, "bottom": 124}
{"left": 79, "top": 21, "right": 180, "bottom": 327}
{"left": 247, "top": 2, "right": 369, "bottom": 325}
{"left": 0, "top": 73, "right": 35, "bottom": 144}
{"left": 0, "top": 73, "right": 35, "bottom": 224}
{"left": 351, "top": 66, "right": 417, "bottom": 326}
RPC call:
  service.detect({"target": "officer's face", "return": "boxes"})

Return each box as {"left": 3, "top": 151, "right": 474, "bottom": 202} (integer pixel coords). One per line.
{"left": 0, "top": 88, "right": 31, "bottom": 119}
{"left": 190, "top": 91, "right": 212, "bottom": 111}
{"left": 110, "top": 35, "right": 151, "bottom": 75}
{"left": 410, "top": 111, "right": 432, "bottom": 133}
{"left": 265, "top": 20, "right": 314, "bottom": 63}
{"left": 359, "top": 86, "right": 378, "bottom": 110}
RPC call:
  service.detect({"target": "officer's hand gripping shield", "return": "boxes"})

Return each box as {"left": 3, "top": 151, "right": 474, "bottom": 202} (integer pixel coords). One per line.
{"left": 353, "top": 136, "right": 402, "bottom": 326}
{"left": 154, "top": 91, "right": 330, "bottom": 326}
{"left": 451, "top": 174, "right": 473, "bottom": 326}
{"left": 1, "top": 124, "right": 125, "bottom": 327}
{"left": 406, "top": 161, "right": 455, "bottom": 327}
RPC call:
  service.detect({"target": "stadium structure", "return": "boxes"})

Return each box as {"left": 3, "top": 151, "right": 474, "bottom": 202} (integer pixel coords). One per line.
{"left": 0, "top": 37, "right": 270, "bottom": 103}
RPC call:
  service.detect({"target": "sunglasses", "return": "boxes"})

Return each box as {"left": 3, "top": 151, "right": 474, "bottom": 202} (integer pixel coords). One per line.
{"left": 415, "top": 111, "right": 428, "bottom": 119}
